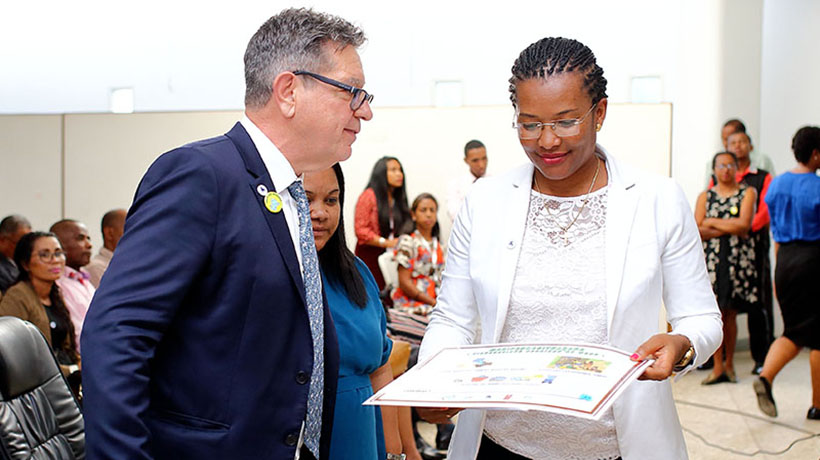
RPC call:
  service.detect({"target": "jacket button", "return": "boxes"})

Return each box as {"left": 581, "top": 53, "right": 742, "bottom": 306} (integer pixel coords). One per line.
{"left": 285, "top": 432, "right": 299, "bottom": 446}
{"left": 296, "top": 371, "right": 309, "bottom": 385}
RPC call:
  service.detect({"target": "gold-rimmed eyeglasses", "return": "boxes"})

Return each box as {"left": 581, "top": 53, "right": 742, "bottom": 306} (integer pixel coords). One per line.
{"left": 513, "top": 103, "right": 597, "bottom": 139}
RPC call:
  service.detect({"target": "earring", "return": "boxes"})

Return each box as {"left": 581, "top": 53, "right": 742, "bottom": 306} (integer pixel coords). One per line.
{"left": 596, "top": 123, "right": 602, "bottom": 132}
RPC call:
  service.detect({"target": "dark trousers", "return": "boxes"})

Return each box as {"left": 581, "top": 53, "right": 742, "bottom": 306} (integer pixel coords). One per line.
{"left": 477, "top": 435, "right": 531, "bottom": 460}
{"left": 747, "top": 230, "right": 774, "bottom": 364}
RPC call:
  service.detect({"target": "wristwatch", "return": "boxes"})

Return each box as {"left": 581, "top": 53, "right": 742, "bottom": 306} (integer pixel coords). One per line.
{"left": 386, "top": 454, "right": 406, "bottom": 460}
{"left": 379, "top": 237, "right": 387, "bottom": 247}
{"left": 673, "top": 344, "right": 695, "bottom": 372}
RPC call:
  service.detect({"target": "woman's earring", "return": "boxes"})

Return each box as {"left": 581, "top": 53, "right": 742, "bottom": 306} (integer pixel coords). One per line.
{"left": 596, "top": 123, "right": 602, "bottom": 132}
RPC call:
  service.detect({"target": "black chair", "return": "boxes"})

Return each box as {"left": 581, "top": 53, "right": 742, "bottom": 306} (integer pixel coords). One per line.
{"left": 0, "top": 317, "right": 84, "bottom": 459}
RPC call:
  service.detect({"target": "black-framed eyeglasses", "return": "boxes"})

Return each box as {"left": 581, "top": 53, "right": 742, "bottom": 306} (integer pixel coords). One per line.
{"left": 513, "top": 103, "right": 597, "bottom": 139}
{"left": 293, "top": 70, "right": 374, "bottom": 111}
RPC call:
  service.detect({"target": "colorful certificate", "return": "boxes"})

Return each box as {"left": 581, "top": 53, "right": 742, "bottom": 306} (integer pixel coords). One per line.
{"left": 364, "top": 343, "right": 652, "bottom": 420}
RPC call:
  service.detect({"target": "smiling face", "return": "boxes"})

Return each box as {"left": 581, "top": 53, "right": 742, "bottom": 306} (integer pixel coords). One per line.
{"left": 24, "top": 236, "right": 65, "bottom": 284}
{"left": 386, "top": 159, "right": 404, "bottom": 189}
{"left": 515, "top": 72, "right": 607, "bottom": 192}
{"left": 294, "top": 43, "right": 373, "bottom": 174}
{"left": 412, "top": 197, "right": 438, "bottom": 235}
{"left": 304, "top": 168, "right": 341, "bottom": 252}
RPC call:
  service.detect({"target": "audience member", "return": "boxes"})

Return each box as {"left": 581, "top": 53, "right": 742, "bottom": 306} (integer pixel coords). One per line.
{"left": 417, "top": 37, "right": 721, "bottom": 460}
{"left": 0, "top": 215, "right": 32, "bottom": 294}
{"left": 354, "top": 156, "right": 412, "bottom": 290}
{"left": 85, "top": 208, "right": 127, "bottom": 288}
{"left": 705, "top": 119, "right": 776, "bottom": 186}
{"left": 696, "top": 152, "right": 757, "bottom": 385}
{"left": 725, "top": 131, "right": 775, "bottom": 374}
{"left": 50, "top": 219, "right": 95, "bottom": 348}
{"left": 80, "top": 8, "right": 373, "bottom": 458}
{"left": 391, "top": 193, "right": 444, "bottom": 313}
{"left": 0, "top": 231, "right": 81, "bottom": 397}
{"left": 305, "top": 164, "right": 411, "bottom": 460}
{"left": 754, "top": 126, "right": 820, "bottom": 420}
{"left": 446, "top": 140, "right": 488, "bottom": 221}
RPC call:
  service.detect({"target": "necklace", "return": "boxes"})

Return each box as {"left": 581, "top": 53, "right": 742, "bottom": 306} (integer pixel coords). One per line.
{"left": 534, "top": 158, "right": 601, "bottom": 243}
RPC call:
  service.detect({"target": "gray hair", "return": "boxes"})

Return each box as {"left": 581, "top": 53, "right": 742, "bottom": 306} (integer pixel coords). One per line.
{"left": 0, "top": 215, "right": 31, "bottom": 236}
{"left": 244, "top": 8, "right": 366, "bottom": 109}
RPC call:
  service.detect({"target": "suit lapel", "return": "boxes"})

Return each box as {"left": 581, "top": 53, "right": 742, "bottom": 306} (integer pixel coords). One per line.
{"left": 603, "top": 154, "right": 639, "bottom": 332}
{"left": 226, "top": 123, "right": 306, "bottom": 306}
{"left": 493, "top": 165, "right": 534, "bottom": 342}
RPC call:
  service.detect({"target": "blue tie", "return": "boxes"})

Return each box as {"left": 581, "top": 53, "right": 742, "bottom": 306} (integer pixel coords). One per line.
{"left": 287, "top": 181, "right": 324, "bottom": 457}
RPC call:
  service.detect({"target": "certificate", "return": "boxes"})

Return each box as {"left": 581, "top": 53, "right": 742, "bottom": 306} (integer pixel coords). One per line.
{"left": 364, "top": 343, "right": 652, "bottom": 420}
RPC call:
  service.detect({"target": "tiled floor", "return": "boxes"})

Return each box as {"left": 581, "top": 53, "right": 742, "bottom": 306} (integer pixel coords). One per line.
{"left": 419, "top": 350, "right": 820, "bottom": 459}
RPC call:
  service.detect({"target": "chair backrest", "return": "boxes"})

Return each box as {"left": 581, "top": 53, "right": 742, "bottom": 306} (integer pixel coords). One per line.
{"left": 377, "top": 250, "right": 399, "bottom": 291}
{"left": 0, "top": 317, "right": 85, "bottom": 459}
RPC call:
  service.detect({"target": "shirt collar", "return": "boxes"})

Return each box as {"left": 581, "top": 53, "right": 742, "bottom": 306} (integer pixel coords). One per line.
{"left": 64, "top": 265, "right": 90, "bottom": 282}
{"left": 240, "top": 115, "right": 300, "bottom": 192}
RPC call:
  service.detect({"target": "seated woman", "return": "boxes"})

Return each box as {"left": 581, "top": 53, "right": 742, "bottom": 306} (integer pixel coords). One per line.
{"left": 696, "top": 151, "right": 757, "bottom": 385}
{"left": 304, "top": 164, "right": 413, "bottom": 460}
{"left": 354, "top": 156, "right": 412, "bottom": 290}
{"left": 0, "top": 231, "right": 81, "bottom": 397}
{"left": 391, "top": 193, "right": 444, "bottom": 315}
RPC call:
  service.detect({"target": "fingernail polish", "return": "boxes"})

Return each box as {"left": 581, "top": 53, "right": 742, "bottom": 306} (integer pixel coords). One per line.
{"left": 630, "top": 353, "right": 640, "bottom": 360}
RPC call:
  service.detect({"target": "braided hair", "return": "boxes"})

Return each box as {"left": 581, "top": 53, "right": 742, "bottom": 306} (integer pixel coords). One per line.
{"left": 509, "top": 37, "right": 607, "bottom": 109}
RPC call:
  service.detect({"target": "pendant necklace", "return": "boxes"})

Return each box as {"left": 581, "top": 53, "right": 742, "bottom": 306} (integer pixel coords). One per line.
{"left": 534, "top": 158, "right": 601, "bottom": 245}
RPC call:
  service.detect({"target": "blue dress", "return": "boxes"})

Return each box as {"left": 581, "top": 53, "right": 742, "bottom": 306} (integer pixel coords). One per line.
{"left": 325, "top": 258, "right": 393, "bottom": 460}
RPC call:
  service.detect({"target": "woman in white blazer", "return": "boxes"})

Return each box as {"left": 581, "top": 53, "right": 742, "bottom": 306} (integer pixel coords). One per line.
{"left": 418, "top": 37, "right": 722, "bottom": 460}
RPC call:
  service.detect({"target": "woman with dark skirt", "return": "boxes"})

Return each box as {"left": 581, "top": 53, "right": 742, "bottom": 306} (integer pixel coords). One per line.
{"left": 753, "top": 126, "right": 820, "bottom": 420}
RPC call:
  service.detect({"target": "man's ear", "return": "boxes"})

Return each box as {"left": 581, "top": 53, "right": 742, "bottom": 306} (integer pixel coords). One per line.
{"left": 271, "top": 72, "right": 298, "bottom": 118}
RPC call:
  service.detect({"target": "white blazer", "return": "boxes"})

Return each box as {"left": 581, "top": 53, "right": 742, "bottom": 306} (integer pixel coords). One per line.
{"left": 420, "top": 147, "right": 722, "bottom": 460}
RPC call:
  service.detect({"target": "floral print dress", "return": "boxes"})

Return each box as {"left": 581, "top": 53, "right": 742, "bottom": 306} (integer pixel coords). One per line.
{"left": 390, "top": 231, "right": 444, "bottom": 314}
{"left": 703, "top": 185, "right": 758, "bottom": 310}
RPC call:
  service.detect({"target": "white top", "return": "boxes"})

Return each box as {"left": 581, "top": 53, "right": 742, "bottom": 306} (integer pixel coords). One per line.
{"left": 484, "top": 187, "right": 619, "bottom": 460}
{"left": 240, "top": 116, "right": 304, "bottom": 274}
{"left": 85, "top": 246, "right": 113, "bottom": 288}
{"left": 446, "top": 171, "right": 482, "bottom": 221}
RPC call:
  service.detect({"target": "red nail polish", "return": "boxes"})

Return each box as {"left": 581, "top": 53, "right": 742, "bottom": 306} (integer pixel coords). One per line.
{"left": 630, "top": 353, "right": 640, "bottom": 360}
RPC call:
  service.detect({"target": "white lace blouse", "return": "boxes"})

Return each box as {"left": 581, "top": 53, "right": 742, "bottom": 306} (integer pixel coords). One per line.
{"left": 483, "top": 185, "right": 621, "bottom": 460}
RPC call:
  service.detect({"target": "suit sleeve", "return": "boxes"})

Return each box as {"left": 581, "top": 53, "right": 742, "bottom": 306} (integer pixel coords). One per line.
{"left": 80, "top": 148, "right": 218, "bottom": 459}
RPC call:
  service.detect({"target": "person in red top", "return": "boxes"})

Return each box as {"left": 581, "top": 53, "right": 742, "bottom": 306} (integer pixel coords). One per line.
{"left": 354, "top": 156, "right": 411, "bottom": 290}
{"left": 708, "top": 131, "right": 774, "bottom": 375}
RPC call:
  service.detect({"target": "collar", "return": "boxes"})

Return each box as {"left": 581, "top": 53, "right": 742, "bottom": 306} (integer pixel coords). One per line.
{"left": 240, "top": 115, "right": 300, "bottom": 193}
{"left": 64, "top": 266, "right": 90, "bottom": 283}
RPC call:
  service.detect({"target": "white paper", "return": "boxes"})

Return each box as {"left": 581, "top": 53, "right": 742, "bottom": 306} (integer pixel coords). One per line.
{"left": 365, "top": 342, "right": 652, "bottom": 420}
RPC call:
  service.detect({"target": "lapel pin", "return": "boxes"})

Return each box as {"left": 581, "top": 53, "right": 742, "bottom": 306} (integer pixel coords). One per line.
{"left": 257, "top": 184, "right": 269, "bottom": 196}
{"left": 264, "top": 191, "right": 283, "bottom": 213}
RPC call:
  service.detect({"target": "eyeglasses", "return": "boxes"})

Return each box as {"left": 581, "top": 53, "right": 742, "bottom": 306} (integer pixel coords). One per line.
{"left": 36, "top": 250, "right": 66, "bottom": 263}
{"left": 513, "top": 103, "right": 597, "bottom": 140}
{"left": 293, "top": 70, "right": 374, "bottom": 111}
{"left": 715, "top": 163, "right": 737, "bottom": 170}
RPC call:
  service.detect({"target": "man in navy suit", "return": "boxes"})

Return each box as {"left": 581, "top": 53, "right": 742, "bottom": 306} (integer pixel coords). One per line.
{"left": 81, "top": 8, "right": 373, "bottom": 459}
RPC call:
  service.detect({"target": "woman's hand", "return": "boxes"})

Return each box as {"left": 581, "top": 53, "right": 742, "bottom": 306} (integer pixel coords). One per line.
{"left": 631, "top": 333, "right": 692, "bottom": 381}
{"left": 416, "top": 407, "right": 463, "bottom": 424}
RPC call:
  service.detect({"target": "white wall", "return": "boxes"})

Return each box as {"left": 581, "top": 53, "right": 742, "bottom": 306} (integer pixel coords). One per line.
{"left": 760, "top": 0, "right": 820, "bottom": 173}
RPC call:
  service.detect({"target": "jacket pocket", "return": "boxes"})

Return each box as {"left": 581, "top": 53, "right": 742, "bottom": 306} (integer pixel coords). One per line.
{"left": 150, "top": 409, "right": 230, "bottom": 432}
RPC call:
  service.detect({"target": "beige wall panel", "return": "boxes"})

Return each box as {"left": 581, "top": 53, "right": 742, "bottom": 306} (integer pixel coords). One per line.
{"left": 63, "top": 111, "right": 242, "bottom": 248}
{"left": 0, "top": 115, "right": 62, "bottom": 231}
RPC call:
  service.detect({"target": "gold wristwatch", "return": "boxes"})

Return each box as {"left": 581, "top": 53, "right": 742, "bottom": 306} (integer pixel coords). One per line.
{"left": 673, "top": 344, "right": 695, "bottom": 372}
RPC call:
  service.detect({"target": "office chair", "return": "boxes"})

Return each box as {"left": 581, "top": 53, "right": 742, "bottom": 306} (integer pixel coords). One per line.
{"left": 0, "top": 317, "right": 84, "bottom": 459}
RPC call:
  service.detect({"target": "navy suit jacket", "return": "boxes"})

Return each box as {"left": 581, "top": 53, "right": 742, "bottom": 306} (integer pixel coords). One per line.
{"left": 81, "top": 123, "right": 339, "bottom": 459}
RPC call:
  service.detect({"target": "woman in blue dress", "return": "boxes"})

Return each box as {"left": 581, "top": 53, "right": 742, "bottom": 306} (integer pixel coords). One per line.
{"left": 304, "top": 163, "right": 406, "bottom": 460}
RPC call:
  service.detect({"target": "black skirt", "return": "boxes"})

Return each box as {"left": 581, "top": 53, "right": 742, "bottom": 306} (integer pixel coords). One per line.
{"left": 774, "top": 240, "right": 820, "bottom": 349}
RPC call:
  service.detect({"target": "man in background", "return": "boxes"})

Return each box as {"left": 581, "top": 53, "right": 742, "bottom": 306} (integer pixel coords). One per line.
{"left": 81, "top": 8, "right": 373, "bottom": 459}
{"left": 447, "top": 139, "right": 488, "bottom": 221}
{"left": 51, "top": 219, "right": 95, "bottom": 348}
{"left": 85, "top": 208, "right": 126, "bottom": 288}
{"left": 705, "top": 118, "right": 776, "bottom": 186}
{"left": 0, "top": 215, "right": 31, "bottom": 294}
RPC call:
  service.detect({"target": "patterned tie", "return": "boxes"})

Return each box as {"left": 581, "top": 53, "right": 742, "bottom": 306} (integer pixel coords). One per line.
{"left": 287, "top": 181, "right": 324, "bottom": 457}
